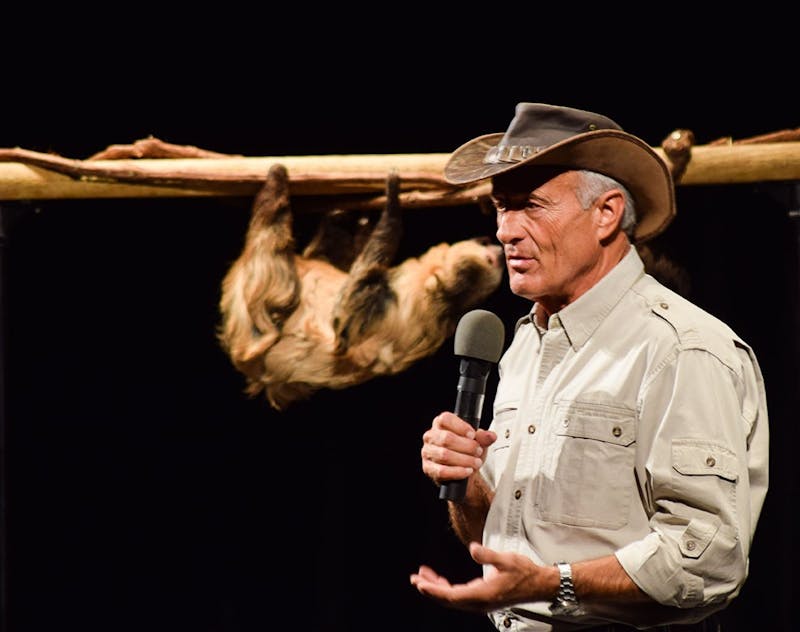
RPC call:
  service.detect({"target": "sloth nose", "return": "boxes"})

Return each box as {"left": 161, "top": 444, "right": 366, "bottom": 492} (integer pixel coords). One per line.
{"left": 471, "top": 237, "right": 503, "bottom": 266}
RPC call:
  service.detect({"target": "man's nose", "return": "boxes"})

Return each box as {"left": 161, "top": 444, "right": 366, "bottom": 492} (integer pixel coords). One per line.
{"left": 496, "top": 211, "right": 523, "bottom": 243}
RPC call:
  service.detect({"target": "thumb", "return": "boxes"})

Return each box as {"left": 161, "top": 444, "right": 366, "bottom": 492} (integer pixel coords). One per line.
{"left": 476, "top": 429, "right": 497, "bottom": 449}
{"left": 468, "top": 541, "right": 501, "bottom": 567}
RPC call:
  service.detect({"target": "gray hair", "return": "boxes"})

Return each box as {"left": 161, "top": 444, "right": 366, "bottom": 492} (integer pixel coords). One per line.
{"left": 576, "top": 170, "right": 637, "bottom": 240}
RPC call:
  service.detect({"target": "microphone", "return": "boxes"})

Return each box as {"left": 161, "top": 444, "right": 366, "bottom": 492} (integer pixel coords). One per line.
{"left": 439, "top": 309, "right": 505, "bottom": 502}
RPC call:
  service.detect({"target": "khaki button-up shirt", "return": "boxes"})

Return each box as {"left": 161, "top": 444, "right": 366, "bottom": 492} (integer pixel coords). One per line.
{"left": 482, "top": 246, "right": 769, "bottom": 631}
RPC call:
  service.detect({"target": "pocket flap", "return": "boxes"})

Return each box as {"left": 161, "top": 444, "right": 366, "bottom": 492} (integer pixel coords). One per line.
{"left": 555, "top": 400, "right": 636, "bottom": 447}
{"left": 672, "top": 440, "right": 738, "bottom": 482}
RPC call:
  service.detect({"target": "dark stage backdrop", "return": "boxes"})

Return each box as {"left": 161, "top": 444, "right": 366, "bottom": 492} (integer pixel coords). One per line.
{"left": 2, "top": 89, "right": 797, "bottom": 632}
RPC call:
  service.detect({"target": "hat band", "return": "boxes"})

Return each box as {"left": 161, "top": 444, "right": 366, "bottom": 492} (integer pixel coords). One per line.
{"left": 484, "top": 144, "right": 546, "bottom": 164}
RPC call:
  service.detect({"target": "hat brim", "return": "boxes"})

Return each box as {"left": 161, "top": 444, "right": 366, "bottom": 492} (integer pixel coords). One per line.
{"left": 444, "top": 129, "right": 675, "bottom": 243}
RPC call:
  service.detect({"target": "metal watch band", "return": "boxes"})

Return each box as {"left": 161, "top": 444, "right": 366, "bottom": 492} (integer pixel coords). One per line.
{"left": 551, "top": 562, "right": 583, "bottom": 616}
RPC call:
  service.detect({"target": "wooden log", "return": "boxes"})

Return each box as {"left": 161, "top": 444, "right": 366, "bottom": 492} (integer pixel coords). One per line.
{"left": 667, "top": 143, "right": 800, "bottom": 185}
{"left": 0, "top": 152, "right": 458, "bottom": 202}
{"left": 0, "top": 143, "right": 799, "bottom": 204}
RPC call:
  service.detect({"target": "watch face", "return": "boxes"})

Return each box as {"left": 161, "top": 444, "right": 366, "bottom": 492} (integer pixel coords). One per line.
{"left": 552, "top": 601, "right": 581, "bottom": 616}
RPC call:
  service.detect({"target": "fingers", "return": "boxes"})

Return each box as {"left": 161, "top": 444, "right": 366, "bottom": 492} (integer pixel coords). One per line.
{"left": 409, "top": 564, "right": 494, "bottom": 612}
{"left": 431, "top": 411, "right": 475, "bottom": 436}
{"left": 410, "top": 565, "right": 448, "bottom": 587}
{"left": 421, "top": 412, "right": 485, "bottom": 483}
{"left": 413, "top": 545, "right": 545, "bottom": 613}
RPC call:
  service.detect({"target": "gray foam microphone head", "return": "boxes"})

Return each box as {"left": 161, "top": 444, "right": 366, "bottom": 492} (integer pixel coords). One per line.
{"left": 454, "top": 309, "right": 505, "bottom": 363}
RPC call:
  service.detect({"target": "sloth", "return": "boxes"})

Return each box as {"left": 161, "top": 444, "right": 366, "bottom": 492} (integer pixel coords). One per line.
{"left": 218, "top": 163, "right": 505, "bottom": 411}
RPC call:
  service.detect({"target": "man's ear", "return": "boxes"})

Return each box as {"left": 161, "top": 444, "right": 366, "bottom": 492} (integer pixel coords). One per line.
{"left": 594, "top": 189, "right": 626, "bottom": 241}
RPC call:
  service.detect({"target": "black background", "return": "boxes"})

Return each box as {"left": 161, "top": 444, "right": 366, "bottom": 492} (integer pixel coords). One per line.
{"left": 2, "top": 24, "right": 797, "bottom": 632}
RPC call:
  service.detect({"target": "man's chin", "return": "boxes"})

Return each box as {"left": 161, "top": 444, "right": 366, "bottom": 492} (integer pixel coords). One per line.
{"left": 508, "top": 277, "right": 539, "bottom": 301}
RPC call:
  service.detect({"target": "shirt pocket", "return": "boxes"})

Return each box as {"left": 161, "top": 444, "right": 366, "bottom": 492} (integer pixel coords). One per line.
{"left": 538, "top": 399, "right": 637, "bottom": 529}
{"left": 670, "top": 439, "right": 739, "bottom": 516}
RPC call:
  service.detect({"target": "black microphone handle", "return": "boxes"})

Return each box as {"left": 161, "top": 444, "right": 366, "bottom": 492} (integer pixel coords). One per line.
{"left": 438, "top": 360, "right": 490, "bottom": 502}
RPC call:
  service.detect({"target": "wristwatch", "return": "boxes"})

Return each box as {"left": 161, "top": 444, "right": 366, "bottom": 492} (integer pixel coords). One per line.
{"left": 551, "top": 562, "right": 584, "bottom": 616}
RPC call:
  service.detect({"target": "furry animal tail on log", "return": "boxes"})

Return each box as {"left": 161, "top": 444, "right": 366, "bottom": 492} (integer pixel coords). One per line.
{"left": 218, "top": 164, "right": 505, "bottom": 411}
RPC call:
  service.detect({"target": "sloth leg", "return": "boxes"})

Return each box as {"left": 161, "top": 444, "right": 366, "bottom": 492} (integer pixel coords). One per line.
{"left": 330, "top": 170, "right": 402, "bottom": 353}
{"left": 218, "top": 163, "right": 301, "bottom": 386}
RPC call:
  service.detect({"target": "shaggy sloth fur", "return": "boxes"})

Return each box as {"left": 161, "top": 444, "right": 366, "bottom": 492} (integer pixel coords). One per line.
{"left": 218, "top": 164, "right": 505, "bottom": 410}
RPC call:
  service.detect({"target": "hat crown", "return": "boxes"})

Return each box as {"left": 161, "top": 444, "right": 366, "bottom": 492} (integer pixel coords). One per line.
{"left": 497, "top": 103, "right": 623, "bottom": 151}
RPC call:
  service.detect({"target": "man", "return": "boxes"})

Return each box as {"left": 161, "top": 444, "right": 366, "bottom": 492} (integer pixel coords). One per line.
{"left": 410, "top": 103, "right": 769, "bottom": 631}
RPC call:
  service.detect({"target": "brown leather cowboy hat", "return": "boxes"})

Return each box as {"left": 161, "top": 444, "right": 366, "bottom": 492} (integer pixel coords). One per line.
{"left": 444, "top": 103, "right": 676, "bottom": 243}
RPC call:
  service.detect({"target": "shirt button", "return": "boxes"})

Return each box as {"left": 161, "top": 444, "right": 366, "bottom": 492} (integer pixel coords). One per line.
{"left": 686, "top": 540, "right": 697, "bottom": 551}
{"left": 706, "top": 456, "right": 716, "bottom": 467}
{"left": 528, "top": 424, "right": 536, "bottom": 434}
{"left": 514, "top": 489, "right": 522, "bottom": 500}
{"left": 612, "top": 426, "right": 622, "bottom": 437}
{"left": 660, "top": 302, "right": 669, "bottom": 309}
{"left": 505, "top": 428, "right": 511, "bottom": 439}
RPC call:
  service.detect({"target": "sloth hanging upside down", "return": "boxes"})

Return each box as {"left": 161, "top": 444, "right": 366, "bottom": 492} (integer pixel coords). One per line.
{"left": 218, "top": 164, "right": 505, "bottom": 411}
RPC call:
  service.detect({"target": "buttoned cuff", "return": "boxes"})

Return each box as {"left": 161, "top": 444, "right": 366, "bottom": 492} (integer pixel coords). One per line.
{"left": 615, "top": 534, "right": 704, "bottom": 607}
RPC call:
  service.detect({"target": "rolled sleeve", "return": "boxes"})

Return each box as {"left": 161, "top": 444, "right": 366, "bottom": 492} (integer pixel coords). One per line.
{"left": 620, "top": 340, "right": 767, "bottom": 608}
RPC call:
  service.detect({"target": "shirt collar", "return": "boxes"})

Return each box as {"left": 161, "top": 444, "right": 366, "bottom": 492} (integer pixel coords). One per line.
{"left": 530, "top": 245, "right": 645, "bottom": 349}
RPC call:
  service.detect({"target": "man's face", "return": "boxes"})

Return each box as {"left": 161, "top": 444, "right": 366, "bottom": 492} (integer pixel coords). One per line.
{"left": 491, "top": 168, "right": 603, "bottom": 310}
